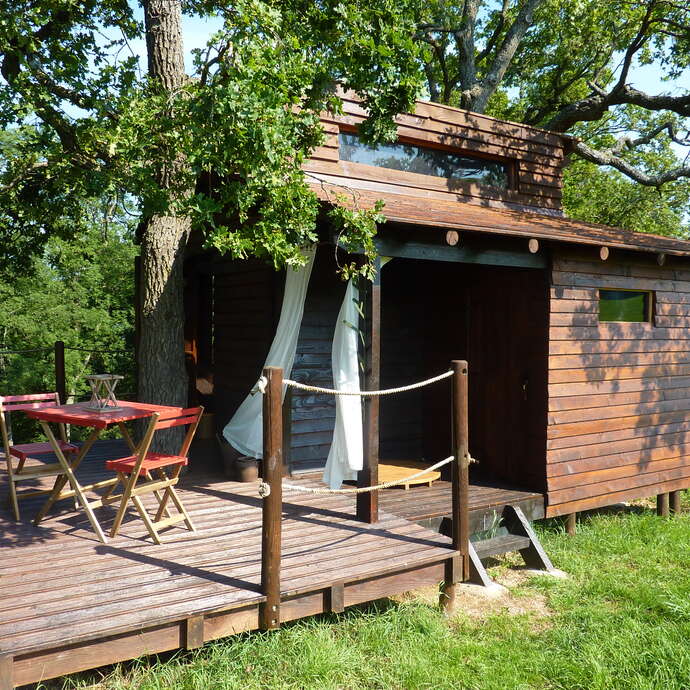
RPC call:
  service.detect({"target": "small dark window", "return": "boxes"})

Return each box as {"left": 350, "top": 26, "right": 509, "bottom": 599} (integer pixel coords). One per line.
{"left": 339, "top": 132, "right": 510, "bottom": 188}
{"left": 599, "top": 290, "right": 652, "bottom": 323}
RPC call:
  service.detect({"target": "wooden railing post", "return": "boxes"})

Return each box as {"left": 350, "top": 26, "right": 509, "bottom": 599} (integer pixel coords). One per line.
{"left": 259, "top": 366, "right": 283, "bottom": 630}
{"left": 441, "top": 360, "right": 469, "bottom": 610}
{"left": 357, "top": 261, "right": 381, "bottom": 523}
{"left": 54, "top": 341, "right": 66, "bottom": 404}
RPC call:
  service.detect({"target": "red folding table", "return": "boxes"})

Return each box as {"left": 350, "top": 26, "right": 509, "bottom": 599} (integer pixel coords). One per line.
{"left": 26, "top": 401, "right": 181, "bottom": 543}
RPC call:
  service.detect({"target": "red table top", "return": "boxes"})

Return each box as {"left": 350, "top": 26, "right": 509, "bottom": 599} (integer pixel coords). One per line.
{"left": 25, "top": 401, "right": 182, "bottom": 429}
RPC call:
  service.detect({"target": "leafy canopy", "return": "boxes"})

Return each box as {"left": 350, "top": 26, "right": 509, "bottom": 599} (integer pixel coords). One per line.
{"left": 415, "top": 0, "right": 690, "bottom": 235}
{"left": 0, "top": 0, "right": 422, "bottom": 277}
{"left": 0, "top": 202, "right": 136, "bottom": 438}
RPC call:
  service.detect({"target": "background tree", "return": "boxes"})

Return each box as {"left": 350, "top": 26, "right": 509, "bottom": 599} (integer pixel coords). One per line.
{"left": 0, "top": 0, "right": 423, "bottom": 442}
{"left": 416, "top": 0, "right": 690, "bottom": 234}
{"left": 0, "top": 199, "right": 137, "bottom": 441}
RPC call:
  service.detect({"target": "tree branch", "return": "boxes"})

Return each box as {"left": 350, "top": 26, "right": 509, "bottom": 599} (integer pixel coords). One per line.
{"left": 546, "top": 84, "right": 690, "bottom": 131}
{"left": 476, "top": 0, "right": 510, "bottom": 64}
{"left": 614, "top": 0, "right": 656, "bottom": 91}
{"left": 420, "top": 33, "right": 452, "bottom": 103}
{"left": 454, "top": 0, "right": 479, "bottom": 93}
{"left": 423, "top": 60, "right": 440, "bottom": 102}
{"left": 568, "top": 136, "right": 690, "bottom": 186}
{"left": 1, "top": 161, "right": 49, "bottom": 195}
{"left": 609, "top": 121, "right": 689, "bottom": 154}
{"left": 472, "top": 0, "right": 546, "bottom": 112}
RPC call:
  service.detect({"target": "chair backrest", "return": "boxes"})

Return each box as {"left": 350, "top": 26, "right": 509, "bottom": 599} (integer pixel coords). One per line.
{"left": 0, "top": 392, "right": 62, "bottom": 454}
{"left": 154, "top": 406, "right": 204, "bottom": 458}
{"left": 124, "top": 407, "right": 204, "bottom": 481}
{"left": 0, "top": 392, "right": 61, "bottom": 413}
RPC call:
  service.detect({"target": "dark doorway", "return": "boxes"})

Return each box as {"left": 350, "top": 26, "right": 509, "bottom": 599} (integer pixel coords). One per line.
{"left": 379, "top": 258, "right": 548, "bottom": 492}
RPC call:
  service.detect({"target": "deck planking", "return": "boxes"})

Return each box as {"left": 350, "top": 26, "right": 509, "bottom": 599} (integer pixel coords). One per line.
{"left": 0, "top": 440, "right": 455, "bottom": 687}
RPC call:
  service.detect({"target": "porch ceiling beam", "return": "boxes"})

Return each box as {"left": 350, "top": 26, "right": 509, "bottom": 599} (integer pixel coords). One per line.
{"left": 374, "top": 238, "right": 547, "bottom": 269}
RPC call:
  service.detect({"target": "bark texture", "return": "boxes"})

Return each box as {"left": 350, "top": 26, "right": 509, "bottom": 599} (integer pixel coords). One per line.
{"left": 139, "top": 0, "right": 192, "bottom": 451}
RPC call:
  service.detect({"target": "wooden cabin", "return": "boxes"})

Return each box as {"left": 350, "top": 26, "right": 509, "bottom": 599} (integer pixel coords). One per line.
{"left": 5, "top": 96, "right": 690, "bottom": 690}
{"left": 184, "top": 92, "right": 690, "bottom": 525}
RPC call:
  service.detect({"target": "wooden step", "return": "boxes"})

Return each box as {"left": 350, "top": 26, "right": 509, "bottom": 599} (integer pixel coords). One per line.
{"left": 472, "top": 534, "right": 532, "bottom": 559}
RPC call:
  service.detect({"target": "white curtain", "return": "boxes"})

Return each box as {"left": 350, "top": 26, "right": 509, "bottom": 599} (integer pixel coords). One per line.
{"left": 323, "top": 279, "right": 363, "bottom": 489}
{"left": 223, "top": 245, "right": 316, "bottom": 459}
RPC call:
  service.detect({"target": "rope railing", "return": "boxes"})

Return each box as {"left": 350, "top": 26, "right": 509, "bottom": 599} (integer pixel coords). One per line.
{"left": 258, "top": 454, "right": 466, "bottom": 497}
{"left": 254, "top": 368, "right": 454, "bottom": 397}
{"left": 1, "top": 340, "right": 134, "bottom": 405}
{"left": 257, "top": 361, "right": 471, "bottom": 629}
{"left": 0, "top": 345, "right": 131, "bottom": 356}
{"left": 0, "top": 347, "right": 53, "bottom": 355}
{"left": 64, "top": 346, "right": 131, "bottom": 355}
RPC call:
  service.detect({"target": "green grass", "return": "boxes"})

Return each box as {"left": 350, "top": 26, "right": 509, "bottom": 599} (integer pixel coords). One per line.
{"left": 40, "top": 503, "right": 690, "bottom": 690}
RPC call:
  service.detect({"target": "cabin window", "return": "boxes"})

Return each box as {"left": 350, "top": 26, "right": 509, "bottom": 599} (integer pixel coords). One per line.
{"left": 339, "top": 132, "right": 511, "bottom": 188}
{"left": 599, "top": 289, "right": 652, "bottom": 323}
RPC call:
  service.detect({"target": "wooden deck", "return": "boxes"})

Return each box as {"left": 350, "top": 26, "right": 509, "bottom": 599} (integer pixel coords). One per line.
{"left": 0, "top": 440, "right": 457, "bottom": 688}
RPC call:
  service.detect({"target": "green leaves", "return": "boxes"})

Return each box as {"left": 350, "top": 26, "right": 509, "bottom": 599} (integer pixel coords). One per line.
{"left": 0, "top": 206, "right": 137, "bottom": 431}
{"left": 1, "top": 0, "right": 424, "bottom": 280}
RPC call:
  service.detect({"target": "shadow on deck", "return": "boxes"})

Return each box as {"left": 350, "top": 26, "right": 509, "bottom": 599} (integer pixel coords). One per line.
{"left": 0, "top": 440, "right": 456, "bottom": 688}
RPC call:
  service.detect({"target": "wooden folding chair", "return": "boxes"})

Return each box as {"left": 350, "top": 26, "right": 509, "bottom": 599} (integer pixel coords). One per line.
{"left": 0, "top": 393, "right": 79, "bottom": 520}
{"left": 105, "top": 406, "right": 203, "bottom": 544}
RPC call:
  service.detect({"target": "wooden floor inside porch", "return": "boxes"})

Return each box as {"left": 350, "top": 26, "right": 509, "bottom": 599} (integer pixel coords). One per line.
{"left": 0, "top": 440, "right": 456, "bottom": 688}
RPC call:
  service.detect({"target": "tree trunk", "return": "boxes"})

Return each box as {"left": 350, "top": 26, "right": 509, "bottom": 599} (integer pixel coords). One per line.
{"left": 138, "top": 214, "right": 190, "bottom": 437}
{"left": 138, "top": 0, "right": 192, "bottom": 451}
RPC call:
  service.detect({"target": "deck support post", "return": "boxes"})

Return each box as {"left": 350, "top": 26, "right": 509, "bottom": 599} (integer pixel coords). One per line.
{"left": 357, "top": 261, "right": 381, "bottom": 524}
{"left": 441, "top": 360, "right": 470, "bottom": 610}
{"left": 657, "top": 492, "right": 670, "bottom": 518}
{"left": 0, "top": 655, "right": 12, "bottom": 690}
{"left": 259, "top": 366, "right": 283, "bottom": 630}
{"left": 185, "top": 615, "right": 205, "bottom": 649}
{"left": 327, "top": 583, "right": 345, "bottom": 613}
{"left": 565, "top": 512, "right": 577, "bottom": 536}
{"left": 670, "top": 490, "right": 682, "bottom": 514}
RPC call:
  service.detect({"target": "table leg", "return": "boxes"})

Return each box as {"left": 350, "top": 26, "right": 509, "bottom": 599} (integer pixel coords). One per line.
{"left": 117, "top": 422, "right": 136, "bottom": 453}
{"left": 34, "top": 426, "right": 101, "bottom": 523}
{"left": 33, "top": 426, "right": 108, "bottom": 543}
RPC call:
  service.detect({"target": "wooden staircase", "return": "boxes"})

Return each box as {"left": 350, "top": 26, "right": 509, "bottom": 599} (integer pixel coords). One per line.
{"left": 467, "top": 504, "right": 556, "bottom": 586}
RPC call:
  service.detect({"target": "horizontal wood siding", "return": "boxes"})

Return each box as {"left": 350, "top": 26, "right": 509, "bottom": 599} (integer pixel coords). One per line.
{"left": 213, "top": 260, "right": 278, "bottom": 433}
{"left": 546, "top": 252, "right": 690, "bottom": 516}
{"left": 304, "top": 94, "right": 565, "bottom": 215}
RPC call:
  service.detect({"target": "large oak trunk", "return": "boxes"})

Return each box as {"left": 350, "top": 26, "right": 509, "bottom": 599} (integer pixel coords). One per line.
{"left": 138, "top": 0, "right": 191, "bottom": 451}
{"left": 138, "top": 213, "right": 190, "bottom": 405}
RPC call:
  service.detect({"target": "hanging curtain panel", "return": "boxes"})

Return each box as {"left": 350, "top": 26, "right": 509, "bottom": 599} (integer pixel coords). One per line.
{"left": 223, "top": 245, "right": 316, "bottom": 459}
{"left": 323, "top": 279, "right": 363, "bottom": 489}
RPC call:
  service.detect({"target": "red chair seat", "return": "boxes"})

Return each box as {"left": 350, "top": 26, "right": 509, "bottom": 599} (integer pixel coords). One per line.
{"left": 106, "top": 452, "right": 188, "bottom": 477}
{"left": 10, "top": 440, "right": 79, "bottom": 462}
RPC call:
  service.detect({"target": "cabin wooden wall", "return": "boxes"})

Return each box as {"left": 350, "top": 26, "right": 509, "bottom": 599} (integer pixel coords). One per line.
{"left": 204, "top": 249, "right": 343, "bottom": 473}
{"left": 546, "top": 251, "right": 690, "bottom": 517}
{"left": 213, "top": 259, "right": 280, "bottom": 432}
{"left": 305, "top": 93, "right": 565, "bottom": 215}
